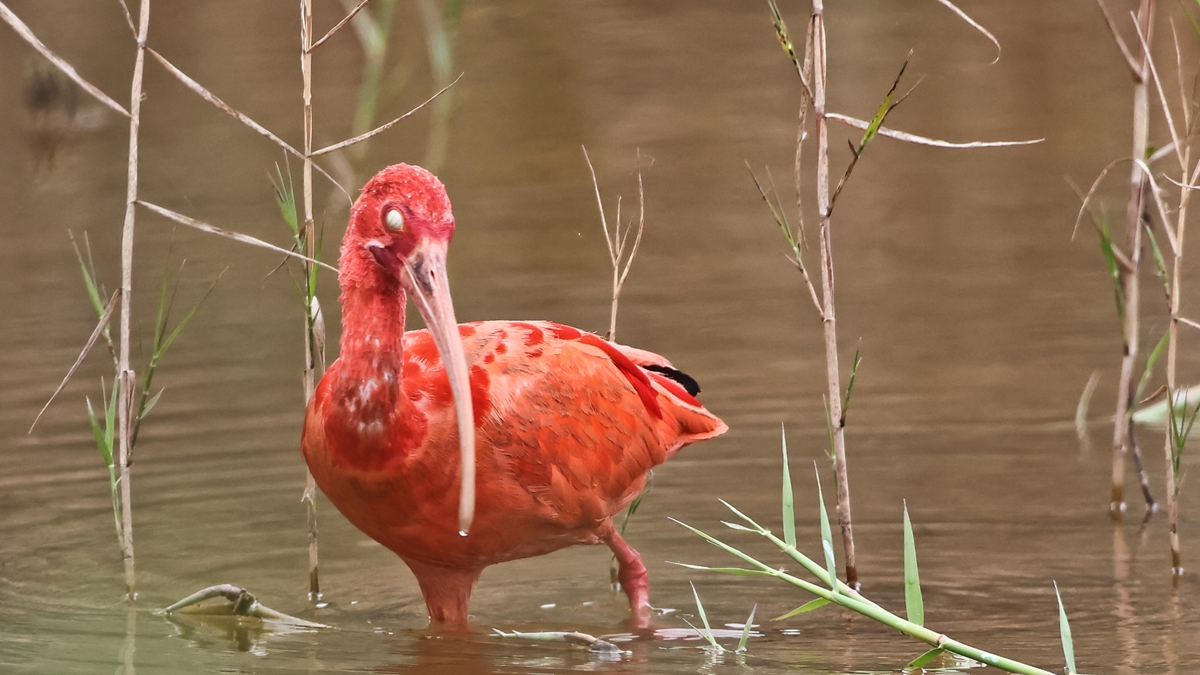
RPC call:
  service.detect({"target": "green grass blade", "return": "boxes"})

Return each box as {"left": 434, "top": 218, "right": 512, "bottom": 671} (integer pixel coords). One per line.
{"left": 822, "top": 395, "right": 836, "bottom": 463}
{"left": 903, "top": 500, "right": 924, "bottom": 626}
{"left": 271, "top": 160, "right": 300, "bottom": 243}
{"left": 158, "top": 271, "right": 222, "bottom": 358}
{"left": 670, "top": 518, "right": 777, "bottom": 576}
{"left": 1170, "top": 394, "right": 1200, "bottom": 490}
{"left": 736, "top": 603, "right": 757, "bottom": 653}
{"left": 1184, "top": 0, "right": 1200, "bottom": 40}
{"left": 1054, "top": 581, "right": 1076, "bottom": 675}
{"left": 1098, "top": 217, "right": 1125, "bottom": 326}
{"left": 70, "top": 232, "right": 106, "bottom": 318}
{"left": 774, "top": 597, "right": 830, "bottom": 620}
{"left": 152, "top": 249, "right": 177, "bottom": 364}
{"left": 767, "top": 0, "right": 803, "bottom": 80}
{"left": 813, "top": 462, "right": 838, "bottom": 595}
{"left": 907, "top": 647, "right": 946, "bottom": 669}
{"left": 689, "top": 582, "right": 722, "bottom": 651}
{"left": 140, "top": 388, "right": 164, "bottom": 420}
{"left": 1135, "top": 330, "right": 1169, "bottom": 403}
{"left": 748, "top": 165, "right": 800, "bottom": 259}
{"left": 842, "top": 343, "right": 862, "bottom": 417}
{"left": 1144, "top": 224, "right": 1171, "bottom": 301}
{"left": 857, "top": 55, "right": 908, "bottom": 153}
{"left": 103, "top": 377, "right": 117, "bottom": 458}
{"left": 671, "top": 562, "right": 773, "bottom": 577}
{"left": 781, "top": 425, "right": 796, "bottom": 549}
{"left": 718, "top": 498, "right": 769, "bottom": 534}
{"left": 85, "top": 395, "right": 112, "bottom": 467}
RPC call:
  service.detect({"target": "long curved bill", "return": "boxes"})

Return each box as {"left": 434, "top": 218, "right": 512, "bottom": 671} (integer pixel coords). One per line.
{"left": 402, "top": 240, "right": 476, "bottom": 535}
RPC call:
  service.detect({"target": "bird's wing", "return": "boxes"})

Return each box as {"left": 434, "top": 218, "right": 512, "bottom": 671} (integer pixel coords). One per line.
{"left": 408, "top": 321, "right": 727, "bottom": 527}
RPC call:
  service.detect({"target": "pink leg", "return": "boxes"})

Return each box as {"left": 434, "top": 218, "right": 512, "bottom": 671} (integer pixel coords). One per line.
{"left": 605, "top": 530, "right": 651, "bottom": 628}
{"left": 403, "top": 557, "right": 482, "bottom": 629}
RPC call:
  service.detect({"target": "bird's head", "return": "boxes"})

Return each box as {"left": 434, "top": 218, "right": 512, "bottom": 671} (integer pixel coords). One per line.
{"left": 342, "top": 163, "right": 455, "bottom": 290}
{"left": 342, "top": 163, "right": 476, "bottom": 534}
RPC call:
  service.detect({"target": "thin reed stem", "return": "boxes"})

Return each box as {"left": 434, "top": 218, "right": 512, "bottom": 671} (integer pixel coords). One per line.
{"left": 1110, "top": 0, "right": 1156, "bottom": 515}
{"left": 300, "top": 0, "right": 321, "bottom": 600}
{"left": 116, "top": 0, "right": 151, "bottom": 599}
{"left": 583, "top": 148, "right": 646, "bottom": 343}
{"left": 808, "top": 0, "right": 858, "bottom": 589}
{"left": 1164, "top": 154, "right": 1187, "bottom": 577}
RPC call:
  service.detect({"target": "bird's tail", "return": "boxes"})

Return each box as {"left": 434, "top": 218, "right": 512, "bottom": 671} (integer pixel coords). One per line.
{"left": 610, "top": 342, "right": 729, "bottom": 453}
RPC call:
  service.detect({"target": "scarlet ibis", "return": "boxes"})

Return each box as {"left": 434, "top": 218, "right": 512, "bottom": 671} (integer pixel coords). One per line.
{"left": 301, "top": 164, "right": 727, "bottom": 626}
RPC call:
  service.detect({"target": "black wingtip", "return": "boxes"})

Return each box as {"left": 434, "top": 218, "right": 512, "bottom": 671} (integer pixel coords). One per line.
{"left": 643, "top": 364, "right": 701, "bottom": 397}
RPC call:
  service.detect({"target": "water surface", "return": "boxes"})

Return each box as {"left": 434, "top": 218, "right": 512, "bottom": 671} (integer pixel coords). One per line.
{"left": 2, "top": 1, "right": 1198, "bottom": 673}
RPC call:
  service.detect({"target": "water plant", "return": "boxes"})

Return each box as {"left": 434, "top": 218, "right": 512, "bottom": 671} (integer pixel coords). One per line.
{"left": 673, "top": 430, "right": 1076, "bottom": 675}
{"left": 1078, "top": 0, "right": 1200, "bottom": 574}
{"left": 756, "top": 0, "right": 1038, "bottom": 589}
{"left": 1092, "top": 0, "right": 1157, "bottom": 514}
{"left": 3, "top": 0, "right": 455, "bottom": 602}
{"left": 6, "top": 0, "right": 153, "bottom": 596}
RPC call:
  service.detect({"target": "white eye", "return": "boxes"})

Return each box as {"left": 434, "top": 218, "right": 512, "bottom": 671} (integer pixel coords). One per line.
{"left": 385, "top": 209, "right": 405, "bottom": 231}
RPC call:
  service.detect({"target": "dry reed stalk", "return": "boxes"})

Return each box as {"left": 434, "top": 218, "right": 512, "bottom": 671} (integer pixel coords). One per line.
{"left": 1100, "top": 0, "right": 1156, "bottom": 514}
{"left": 142, "top": 0, "right": 460, "bottom": 584}
{"left": 114, "top": 0, "right": 152, "bottom": 599}
{"left": 804, "top": 0, "right": 859, "bottom": 589}
{"left": 137, "top": 202, "right": 335, "bottom": 270}
{"left": 300, "top": 0, "right": 321, "bottom": 600}
{"left": 1, "top": 0, "right": 148, "bottom": 596}
{"left": 767, "top": 0, "right": 1033, "bottom": 591}
{"left": 312, "top": 77, "right": 460, "bottom": 157}
{"left": 582, "top": 148, "right": 646, "bottom": 342}
{"left": 30, "top": 289, "right": 121, "bottom": 431}
{"left": 310, "top": 0, "right": 371, "bottom": 52}
{"left": 0, "top": 3, "right": 130, "bottom": 117}
{"left": 1164, "top": 172, "right": 1188, "bottom": 576}
{"left": 1131, "top": 18, "right": 1200, "bottom": 577}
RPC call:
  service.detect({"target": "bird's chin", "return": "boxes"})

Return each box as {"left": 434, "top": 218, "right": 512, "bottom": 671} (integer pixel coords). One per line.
{"left": 365, "top": 241, "right": 403, "bottom": 281}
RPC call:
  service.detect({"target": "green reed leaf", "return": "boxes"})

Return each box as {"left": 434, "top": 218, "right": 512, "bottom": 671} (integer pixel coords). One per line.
{"left": 736, "top": 603, "right": 757, "bottom": 654}
{"left": 814, "top": 463, "right": 838, "bottom": 596}
{"left": 907, "top": 647, "right": 946, "bottom": 670}
{"left": 1054, "top": 581, "right": 1076, "bottom": 675}
{"left": 781, "top": 424, "right": 796, "bottom": 549}
{"left": 903, "top": 500, "right": 924, "bottom": 626}
{"left": 774, "top": 597, "right": 830, "bottom": 621}
{"left": 689, "top": 582, "right": 723, "bottom": 651}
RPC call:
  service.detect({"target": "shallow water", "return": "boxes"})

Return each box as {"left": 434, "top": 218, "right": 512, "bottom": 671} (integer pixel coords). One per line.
{"left": 2, "top": 1, "right": 1199, "bottom": 673}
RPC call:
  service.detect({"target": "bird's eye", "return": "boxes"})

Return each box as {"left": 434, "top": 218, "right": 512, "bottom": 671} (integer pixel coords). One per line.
{"left": 385, "top": 208, "right": 405, "bottom": 231}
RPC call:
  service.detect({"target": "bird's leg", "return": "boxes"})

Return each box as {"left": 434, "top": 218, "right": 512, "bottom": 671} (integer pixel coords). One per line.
{"left": 403, "top": 558, "right": 482, "bottom": 629}
{"left": 604, "top": 529, "right": 651, "bottom": 628}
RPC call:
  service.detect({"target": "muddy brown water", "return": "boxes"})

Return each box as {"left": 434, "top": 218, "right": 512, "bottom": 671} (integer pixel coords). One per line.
{"left": 2, "top": 1, "right": 1199, "bottom": 673}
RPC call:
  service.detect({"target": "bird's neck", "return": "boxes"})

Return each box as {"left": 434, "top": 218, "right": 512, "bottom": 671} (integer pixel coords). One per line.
{"left": 331, "top": 278, "right": 409, "bottom": 426}
{"left": 320, "top": 278, "right": 430, "bottom": 472}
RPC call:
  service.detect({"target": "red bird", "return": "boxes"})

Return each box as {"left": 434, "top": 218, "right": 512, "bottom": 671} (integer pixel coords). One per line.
{"left": 301, "top": 164, "right": 727, "bottom": 626}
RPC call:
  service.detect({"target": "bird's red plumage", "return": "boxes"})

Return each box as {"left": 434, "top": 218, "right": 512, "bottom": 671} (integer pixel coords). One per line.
{"left": 300, "top": 164, "right": 727, "bottom": 626}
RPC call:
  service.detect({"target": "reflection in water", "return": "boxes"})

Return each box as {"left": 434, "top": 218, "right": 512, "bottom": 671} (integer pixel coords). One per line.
{"left": 120, "top": 606, "right": 135, "bottom": 675}
{"left": 23, "top": 58, "right": 108, "bottom": 173}
{"left": 1111, "top": 516, "right": 1139, "bottom": 675}
{"left": 375, "top": 628, "right": 644, "bottom": 675}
